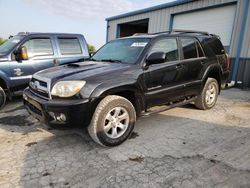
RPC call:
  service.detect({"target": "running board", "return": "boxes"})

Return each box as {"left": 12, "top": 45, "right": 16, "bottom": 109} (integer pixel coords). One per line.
{"left": 141, "top": 97, "right": 197, "bottom": 117}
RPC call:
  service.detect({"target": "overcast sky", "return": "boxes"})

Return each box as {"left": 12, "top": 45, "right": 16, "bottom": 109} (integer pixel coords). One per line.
{"left": 0, "top": 0, "right": 175, "bottom": 48}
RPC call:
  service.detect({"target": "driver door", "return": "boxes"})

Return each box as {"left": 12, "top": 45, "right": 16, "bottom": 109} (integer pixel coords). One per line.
{"left": 9, "top": 36, "right": 56, "bottom": 90}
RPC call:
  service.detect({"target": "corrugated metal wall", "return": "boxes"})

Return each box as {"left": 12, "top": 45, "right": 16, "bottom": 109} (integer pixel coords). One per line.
{"left": 107, "top": 0, "right": 237, "bottom": 42}
{"left": 107, "top": 0, "right": 250, "bottom": 87}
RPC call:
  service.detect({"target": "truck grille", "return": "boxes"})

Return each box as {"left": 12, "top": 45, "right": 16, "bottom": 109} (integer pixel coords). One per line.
{"left": 29, "top": 78, "right": 50, "bottom": 100}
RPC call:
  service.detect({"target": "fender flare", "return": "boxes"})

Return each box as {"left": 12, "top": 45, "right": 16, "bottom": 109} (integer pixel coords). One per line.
{"left": 90, "top": 82, "right": 146, "bottom": 113}
{"left": 201, "top": 64, "right": 222, "bottom": 91}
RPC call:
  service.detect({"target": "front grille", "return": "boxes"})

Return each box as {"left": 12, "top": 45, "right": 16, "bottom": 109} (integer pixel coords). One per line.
{"left": 29, "top": 78, "right": 50, "bottom": 99}
{"left": 30, "top": 87, "right": 50, "bottom": 99}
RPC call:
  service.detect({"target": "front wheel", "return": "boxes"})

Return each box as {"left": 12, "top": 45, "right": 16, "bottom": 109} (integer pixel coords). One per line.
{"left": 88, "top": 95, "right": 136, "bottom": 147}
{"left": 195, "top": 78, "right": 219, "bottom": 110}
{"left": 0, "top": 86, "right": 6, "bottom": 110}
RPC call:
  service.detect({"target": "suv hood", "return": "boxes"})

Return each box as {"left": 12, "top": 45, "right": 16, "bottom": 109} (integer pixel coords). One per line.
{"left": 35, "top": 61, "right": 132, "bottom": 83}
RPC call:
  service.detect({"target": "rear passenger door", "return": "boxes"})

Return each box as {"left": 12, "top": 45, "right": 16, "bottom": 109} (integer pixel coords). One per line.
{"left": 179, "top": 37, "right": 206, "bottom": 96}
{"left": 55, "top": 36, "right": 88, "bottom": 65}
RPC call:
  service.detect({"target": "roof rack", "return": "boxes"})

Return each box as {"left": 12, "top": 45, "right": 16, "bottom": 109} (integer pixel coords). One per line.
{"left": 133, "top": 30, "right": 210, "bottom": 37}
{"left": 171, "top": 29, "right": 210, "bottom": 35}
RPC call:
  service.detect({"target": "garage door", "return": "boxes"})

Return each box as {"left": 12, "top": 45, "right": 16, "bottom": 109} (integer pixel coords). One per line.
{"left": 172, "top": 5, "right": 236, "bottom": 47}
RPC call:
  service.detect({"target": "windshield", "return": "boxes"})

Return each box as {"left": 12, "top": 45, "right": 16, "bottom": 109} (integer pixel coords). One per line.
{"left": 0, "top": 35, "right": 24, "bottom": 54}
{"left": 92, "top": 38, "right": 150, "bottom": 64}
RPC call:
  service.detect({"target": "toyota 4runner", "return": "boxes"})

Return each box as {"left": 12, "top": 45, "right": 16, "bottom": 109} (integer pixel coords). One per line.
{"left": 23, "top": 30, "right": 229, "bottom": 147}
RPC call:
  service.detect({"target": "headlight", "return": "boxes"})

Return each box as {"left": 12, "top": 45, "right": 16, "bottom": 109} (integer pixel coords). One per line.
{"left": 51, "top": 81, "right": 86, "bottom": 97}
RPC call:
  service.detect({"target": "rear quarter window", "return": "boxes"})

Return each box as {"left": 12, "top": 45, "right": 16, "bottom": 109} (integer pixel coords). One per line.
{"left": 200, "top": 37, "right": 225, "bottom": 57}
{"left": 58, "top": 37, "right": 82, "bottom": 55}
{"left": 208, "top": 38, "right": 225, "bottom": 55}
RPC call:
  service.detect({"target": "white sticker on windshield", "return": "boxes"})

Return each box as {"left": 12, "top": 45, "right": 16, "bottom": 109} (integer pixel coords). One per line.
{"left": 131, "top": 42, "right": 148, "bottom": 47}
{"left": 12, "top": 39, "right": 20, "bottom": 43}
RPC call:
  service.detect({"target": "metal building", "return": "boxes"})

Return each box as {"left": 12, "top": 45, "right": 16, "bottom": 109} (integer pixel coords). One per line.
{"left": 106, "top": 0, "right": 250, "bottom": 88}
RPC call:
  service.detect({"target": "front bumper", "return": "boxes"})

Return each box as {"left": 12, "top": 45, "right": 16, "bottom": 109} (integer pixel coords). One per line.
{"left": 23, "top": 88, "right": 92, "bottom": 128}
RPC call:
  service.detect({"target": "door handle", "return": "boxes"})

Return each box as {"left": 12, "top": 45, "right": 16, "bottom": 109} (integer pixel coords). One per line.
{"left": 176, "top": 64, "right": 182, "bottom": 69}
{"left": 53, "top": 59, "right": 59, "bottom": 66}
{"left": 201, "top": 61, "right": 206, "bottom": 65}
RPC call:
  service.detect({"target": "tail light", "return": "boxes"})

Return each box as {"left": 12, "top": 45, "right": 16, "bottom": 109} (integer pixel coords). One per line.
{"left": 225, "top": 53, "right": 229, "bottom": 70}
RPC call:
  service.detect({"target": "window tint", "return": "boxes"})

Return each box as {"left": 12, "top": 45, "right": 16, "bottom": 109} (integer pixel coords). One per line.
{"left": 207, "top": 38, "right": 225, "bottom": 55}
{"left": 23, "top": 38, "right": 53, "bottom": 58}
{"left": 180, "top": 38, "right": 198, "bottom": 59}
{"left": 197, "top": 42, "right": 205, "bottom": 57}
{"left": 58, "top": 38, "right": 82, "bottom": 55}
{"left": 0, "top": 35, "right": 24, "bottom": 54}
{"left": 150, "top": 38, "right": 179, "bottom": 62}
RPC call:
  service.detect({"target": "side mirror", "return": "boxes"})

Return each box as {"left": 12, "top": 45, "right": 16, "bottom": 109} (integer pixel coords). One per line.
{"left": 15, "top": 46, "right": 28, "bottom": 61}
{"left": 146, "top": 52, "right": 166, "bottom": 66}
{"left": 89, "top": 52, "right": 96, "bottom": 57}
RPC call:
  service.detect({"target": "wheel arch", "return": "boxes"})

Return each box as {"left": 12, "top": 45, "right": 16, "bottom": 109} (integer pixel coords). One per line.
{"left": 202, "top": 65, "right": 222, "bottom": 93}
{"left": 90, "top": 85, "right": 145, "bottom": 117}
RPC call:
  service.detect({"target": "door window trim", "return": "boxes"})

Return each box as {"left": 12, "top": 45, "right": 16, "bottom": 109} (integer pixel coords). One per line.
{"left": 21, "top": 37, "right": 55, "bottom": 59}
{"left": 179, "top": 37, "right": 206, "bottom": 60}
{"left": 145, "top": 37, "right": 181, "bottom": 65}
{"left": 56, "top": 36, "right": 83, "bottom": 56}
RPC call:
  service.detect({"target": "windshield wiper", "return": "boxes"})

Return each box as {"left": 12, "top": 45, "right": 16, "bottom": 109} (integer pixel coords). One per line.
{"left": 100, "top": 59, "right": 122, "bottom": 63}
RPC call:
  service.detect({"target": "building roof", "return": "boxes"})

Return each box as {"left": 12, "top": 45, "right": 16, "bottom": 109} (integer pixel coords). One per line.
{"left": 106, "top": 0, "right": 194, "bottom": 21}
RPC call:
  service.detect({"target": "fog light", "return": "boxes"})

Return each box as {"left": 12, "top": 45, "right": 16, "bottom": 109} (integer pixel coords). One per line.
{"left": 23, "top": 93, "right": 28, "bottom": 101}
{"left": 56, "top": 113, "right": 67, "bottom": 122}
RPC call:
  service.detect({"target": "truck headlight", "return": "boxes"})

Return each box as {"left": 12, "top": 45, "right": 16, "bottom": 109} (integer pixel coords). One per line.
{"left": 51, "top": 81, "right": 86, "bottom": 97}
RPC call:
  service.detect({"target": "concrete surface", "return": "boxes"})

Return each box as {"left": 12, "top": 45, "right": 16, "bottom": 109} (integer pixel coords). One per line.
{"left": 0, "top": 88, "right": 249, "bottom": 188}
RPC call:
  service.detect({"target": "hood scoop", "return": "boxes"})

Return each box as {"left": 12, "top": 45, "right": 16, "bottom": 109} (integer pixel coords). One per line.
{"left": 67, "top": 63, "right": 80, "bottom": 68}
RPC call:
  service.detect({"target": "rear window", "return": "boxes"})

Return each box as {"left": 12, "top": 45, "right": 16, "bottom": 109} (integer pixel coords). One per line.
{"left": 58, "top": 38, "right": 82, "bottom": 55}
{"left": 180, "top": 38, "right": 198, "bottom": 59}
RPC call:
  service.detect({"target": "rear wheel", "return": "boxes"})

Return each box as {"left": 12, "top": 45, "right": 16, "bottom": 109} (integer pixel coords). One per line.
{"left": 88, "top": 95, "right": 136, "bottom": 147}
{"left": 0, "top": 86, "right": 6, "bottom": 110}
{"left": 195, "top": 78, "right": 219, "bottom": 110}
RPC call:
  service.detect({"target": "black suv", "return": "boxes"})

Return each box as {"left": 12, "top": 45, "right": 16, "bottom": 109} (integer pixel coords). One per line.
{"left": 23, "top": 30, "right": 229, "bottom": 147}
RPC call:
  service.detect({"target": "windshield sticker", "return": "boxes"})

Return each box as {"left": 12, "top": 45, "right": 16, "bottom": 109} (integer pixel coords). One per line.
{"left": 131, "top": 42, "right": 148, "bottom": 47}
{"left": 11, "top": 39, "right": 20, "bottom": 43}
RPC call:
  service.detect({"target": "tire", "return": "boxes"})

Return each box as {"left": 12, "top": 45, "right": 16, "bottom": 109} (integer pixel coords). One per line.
{"left": 195, "top": 78, "right": 219, "bottom": 110}
{"left": 88, "top": 95, "right": 136, "bottom": 147}
{"left": 0, "top": 86, "right": 6, "bottom": 110}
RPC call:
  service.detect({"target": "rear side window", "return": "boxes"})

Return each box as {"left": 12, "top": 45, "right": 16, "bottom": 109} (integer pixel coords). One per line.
{"left": 150, "top": 38, "right": 179, "bottom": 62}
{"left": 58, "top": 38, "right": 82, "bottom": 55}
{"left": 180, "top": 38, "right": 198, "bottom": 59}
{"left": 23, "top": 38, "right": 53, "bottom": 58}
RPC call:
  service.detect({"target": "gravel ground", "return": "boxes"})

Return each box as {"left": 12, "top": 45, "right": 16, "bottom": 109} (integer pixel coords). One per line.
{"left": 0, "top": 88, "right": 249, "bottom": 188}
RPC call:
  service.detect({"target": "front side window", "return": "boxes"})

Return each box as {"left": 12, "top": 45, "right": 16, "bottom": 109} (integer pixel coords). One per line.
{"left": 180, "top": 38, "right": 198, "bottom": 59}
{"left": 23, "top": 38, "right": 53, "bottom": 58}
{"left": 149, "top": 38, "right": 179, "bottom": 62}
{"left": 92, "top": 38, "right": 150, "bottom": 64}
{"left": 58, "top": 38, "right": 82, "bottom": 55}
